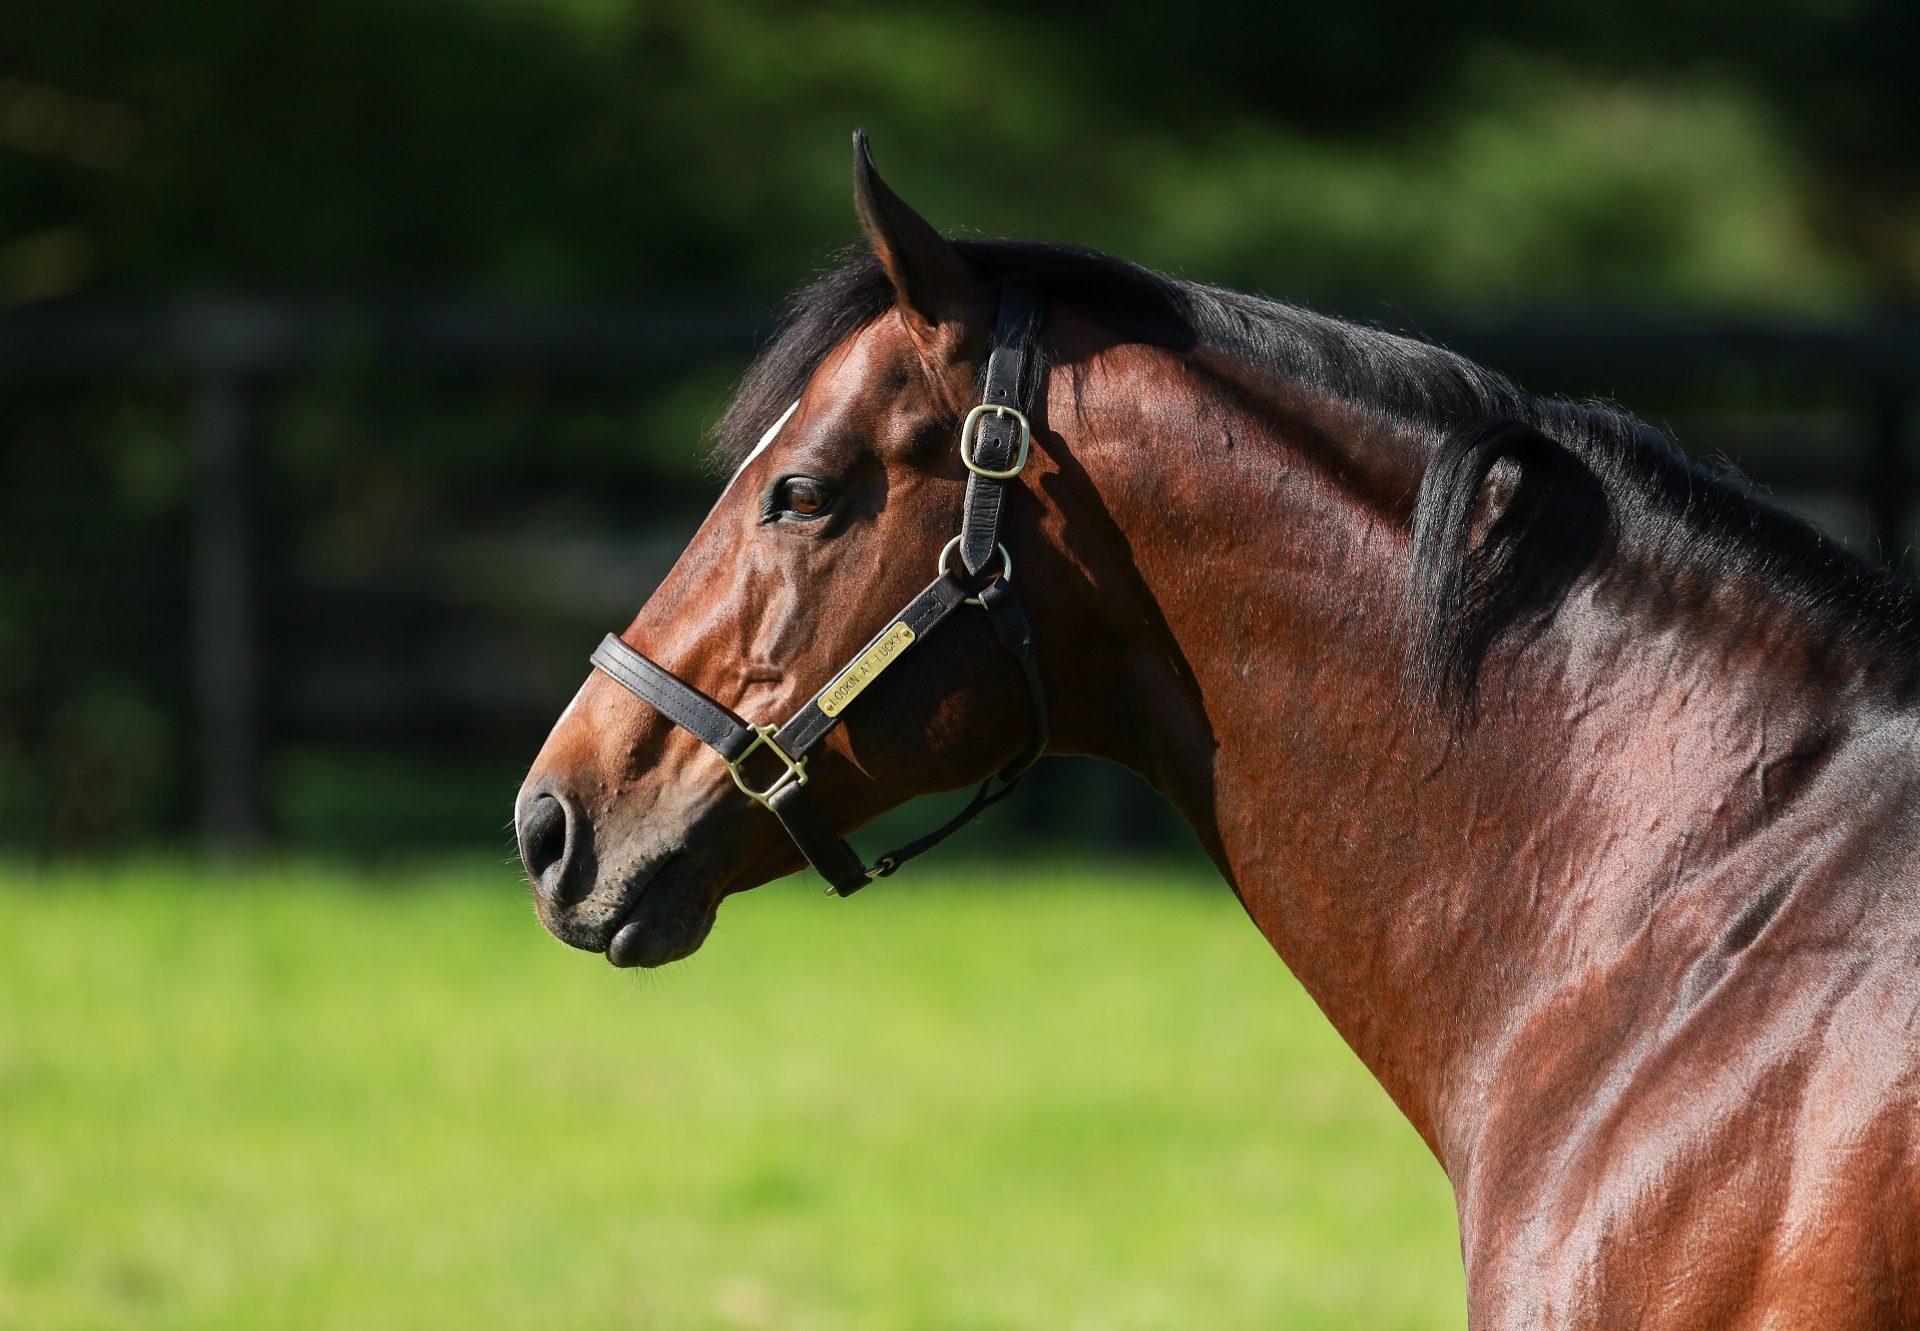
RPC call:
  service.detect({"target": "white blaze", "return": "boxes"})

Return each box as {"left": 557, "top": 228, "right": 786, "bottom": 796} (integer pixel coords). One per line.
{"left": 728, "top": 399, "right": 800, "bottom": 487}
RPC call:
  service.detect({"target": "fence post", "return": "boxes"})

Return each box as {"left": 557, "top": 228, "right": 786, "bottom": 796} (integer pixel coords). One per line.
{"left": 190, "top": 367, "right": 265, "bottom": 854}
{"left": 181, "top": 303, "right": 298, "bottom": 855}
{"left": 1865, "top": 384, "right": 1915, "bottom": 574}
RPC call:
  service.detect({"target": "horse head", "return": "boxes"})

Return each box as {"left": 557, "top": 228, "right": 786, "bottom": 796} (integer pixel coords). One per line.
{"left": 515, "top": 135, "right": 1079, "bottom": 967}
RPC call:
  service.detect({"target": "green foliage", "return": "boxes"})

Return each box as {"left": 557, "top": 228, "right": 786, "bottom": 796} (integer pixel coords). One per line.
{"left": 0, "top": 861, "right": 1462, "bottom": 1330}
{"left": 3, "top": 0, "right": 1914, "bottom": 310}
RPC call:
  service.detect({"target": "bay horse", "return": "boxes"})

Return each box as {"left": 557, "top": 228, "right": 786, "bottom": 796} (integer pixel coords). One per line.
{"left": 517, "top": 133, "right": 1920, "bottom": 1328}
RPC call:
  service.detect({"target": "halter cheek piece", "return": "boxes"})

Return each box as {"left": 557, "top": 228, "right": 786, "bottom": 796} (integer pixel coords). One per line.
{"left": 588, "top": 286, "right": 1050, "bottom": 896}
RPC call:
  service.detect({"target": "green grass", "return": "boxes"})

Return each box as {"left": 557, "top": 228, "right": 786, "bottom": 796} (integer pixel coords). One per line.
{"left": 0, "top": 860, "right": 1464, "bottom": 1330}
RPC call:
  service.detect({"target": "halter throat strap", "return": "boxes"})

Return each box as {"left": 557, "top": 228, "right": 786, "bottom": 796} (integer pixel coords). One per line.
{"left": 587, "top": 285, "right": 1049, "bottom": 896}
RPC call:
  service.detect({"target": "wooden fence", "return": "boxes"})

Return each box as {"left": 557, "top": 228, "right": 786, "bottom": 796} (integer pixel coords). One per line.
{"left": 3, "top": 302, "right": 1914, "bottom": 852}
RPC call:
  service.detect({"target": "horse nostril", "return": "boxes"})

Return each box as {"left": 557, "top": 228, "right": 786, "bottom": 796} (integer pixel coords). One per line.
{"left": 518, "top": 792, "right": 587, "bottom": 909}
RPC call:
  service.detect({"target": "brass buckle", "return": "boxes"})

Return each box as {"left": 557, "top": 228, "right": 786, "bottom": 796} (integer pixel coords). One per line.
{"left": 937, "top": 535, "right": 1012, "bottom": 607}
{"left": 960, "top": 403, "right": 1031, "bottom": 480}
{"left": 726, "top": 723, "right": 808, "bottom": 808}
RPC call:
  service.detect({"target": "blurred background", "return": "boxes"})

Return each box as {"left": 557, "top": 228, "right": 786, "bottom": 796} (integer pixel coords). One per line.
{"left": 3, "top": 3, "right": 1917, "bottom": 1327}
{"left": 6, "top": 0, "right": 1920, "bottom": 857}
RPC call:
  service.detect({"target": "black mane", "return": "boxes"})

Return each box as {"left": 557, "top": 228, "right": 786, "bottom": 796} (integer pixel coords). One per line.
{"left": 712, "top": 240, "right": 1920, "bottom": 705}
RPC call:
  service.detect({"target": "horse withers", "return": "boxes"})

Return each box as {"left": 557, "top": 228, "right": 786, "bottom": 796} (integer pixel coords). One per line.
{"left": 518, "top": 133, "right": 1920, "bottom": 1328}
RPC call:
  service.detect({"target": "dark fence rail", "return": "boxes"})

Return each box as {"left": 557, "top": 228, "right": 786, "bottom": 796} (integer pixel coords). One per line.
{"left": 4, "top": 302, "right": 1915, "bottom": 854}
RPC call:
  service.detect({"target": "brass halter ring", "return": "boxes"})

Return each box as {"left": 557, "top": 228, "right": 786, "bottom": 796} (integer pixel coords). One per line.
{"left": 937, "top": 536, "right": 1012, "bottom": 608}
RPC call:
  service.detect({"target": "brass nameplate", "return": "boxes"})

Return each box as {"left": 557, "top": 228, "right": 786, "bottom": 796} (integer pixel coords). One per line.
{"left": 818, "top": 621, "right": 917, "bottom": 717}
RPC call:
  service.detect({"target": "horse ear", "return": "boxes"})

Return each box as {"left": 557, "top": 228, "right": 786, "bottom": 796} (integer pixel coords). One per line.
{"left": 852, "top": 130, "right": 990, "bottom": 363}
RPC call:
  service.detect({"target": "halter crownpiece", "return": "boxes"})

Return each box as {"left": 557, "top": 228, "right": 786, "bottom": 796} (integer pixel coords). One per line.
{"left": 588, "top": 285, "right": 1050, "bottom": 896}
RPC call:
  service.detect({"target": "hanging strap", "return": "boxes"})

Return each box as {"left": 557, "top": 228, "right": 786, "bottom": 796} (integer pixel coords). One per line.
{"left": 976, "top": 577, "right": 1048, "bottom": 780}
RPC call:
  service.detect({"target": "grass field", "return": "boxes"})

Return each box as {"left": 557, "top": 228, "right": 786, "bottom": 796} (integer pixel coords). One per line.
{"left": 0, "top": 860, "right": 1463, "bottom": 1330}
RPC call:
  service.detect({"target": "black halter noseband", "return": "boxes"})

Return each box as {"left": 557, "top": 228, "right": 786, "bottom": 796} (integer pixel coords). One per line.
{"left": 587, "top": 286, "right": 1051, "bottom": 896}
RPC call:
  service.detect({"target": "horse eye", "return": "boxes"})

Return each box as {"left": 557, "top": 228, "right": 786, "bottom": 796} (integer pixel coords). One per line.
{"left": 777, "top": 478, "right": 832, "bottom": 519}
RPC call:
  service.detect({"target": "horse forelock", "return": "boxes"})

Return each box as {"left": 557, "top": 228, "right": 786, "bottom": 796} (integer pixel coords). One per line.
{"left": 705, "top": 251, "right": 897, "bottom": 479}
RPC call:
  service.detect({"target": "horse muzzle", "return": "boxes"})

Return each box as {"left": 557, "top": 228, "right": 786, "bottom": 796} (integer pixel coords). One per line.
{"left": 514, "top": 777, "right": 723, "bottom": 966}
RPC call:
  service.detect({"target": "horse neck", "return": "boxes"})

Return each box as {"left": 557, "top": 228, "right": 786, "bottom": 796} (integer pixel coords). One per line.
{"left": 1036, "top": 332, "right": 1900, "bottom": 1165}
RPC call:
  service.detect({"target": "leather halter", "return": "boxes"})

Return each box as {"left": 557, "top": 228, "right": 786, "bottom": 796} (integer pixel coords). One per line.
{"left": 588, "top": 286, "right": 1050, "bottom": 896}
